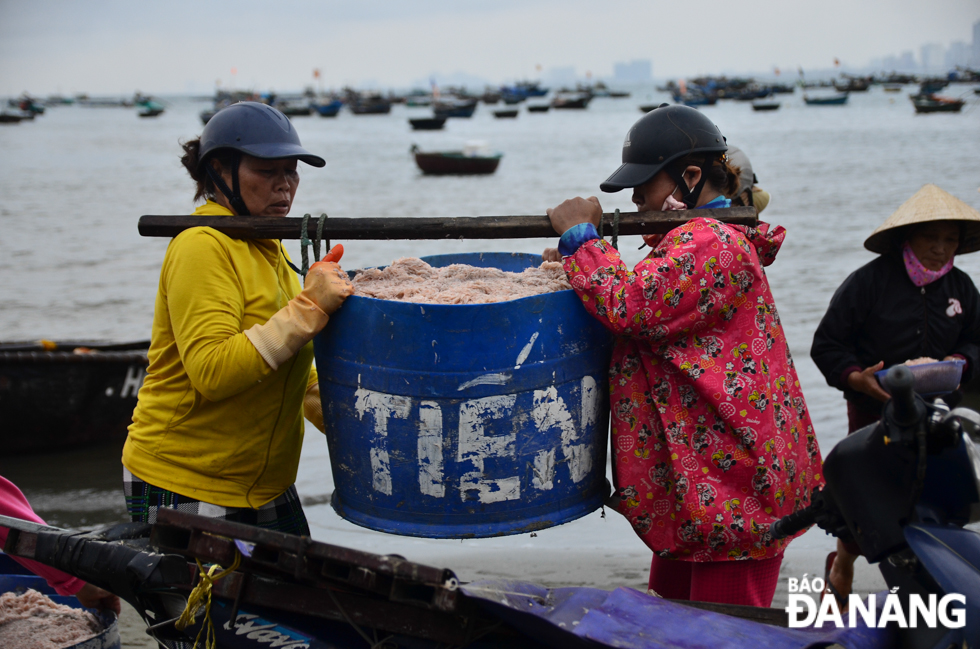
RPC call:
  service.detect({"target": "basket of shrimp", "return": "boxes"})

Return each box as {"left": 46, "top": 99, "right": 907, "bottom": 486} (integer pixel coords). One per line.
{"left": 876, "top": 357, "right": 967, "bottom": 397}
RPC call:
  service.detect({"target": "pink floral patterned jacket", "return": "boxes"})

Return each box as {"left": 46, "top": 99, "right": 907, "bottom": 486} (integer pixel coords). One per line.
{"left": 563, "top": 217, "right": 824, "bottom": 562}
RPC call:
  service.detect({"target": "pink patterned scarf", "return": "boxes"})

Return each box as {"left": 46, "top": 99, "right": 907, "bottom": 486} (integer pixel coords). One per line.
{"left": 903, "top": 240, "right": 954, "bottom": 287}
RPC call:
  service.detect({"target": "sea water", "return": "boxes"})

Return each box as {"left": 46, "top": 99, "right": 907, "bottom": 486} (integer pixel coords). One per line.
{"left": 2, "top": 87, "right": 979, "bottom": 608}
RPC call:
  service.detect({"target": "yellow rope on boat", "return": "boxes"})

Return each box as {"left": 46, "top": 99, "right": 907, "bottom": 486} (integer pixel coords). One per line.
{"left": 174, "top": 550, "right": 242, "bottom": 649}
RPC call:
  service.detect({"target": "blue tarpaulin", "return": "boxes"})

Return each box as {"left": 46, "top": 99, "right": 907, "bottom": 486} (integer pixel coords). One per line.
{"left": 461, "top": 580, "right": 895, "bottom": 649}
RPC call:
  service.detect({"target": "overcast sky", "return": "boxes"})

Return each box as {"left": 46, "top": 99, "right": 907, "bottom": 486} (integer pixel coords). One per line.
{"left": 2, "top": 0, "right": 978, "bottom": 96}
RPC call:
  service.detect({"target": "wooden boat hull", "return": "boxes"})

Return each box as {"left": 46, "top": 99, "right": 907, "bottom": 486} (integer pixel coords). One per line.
{"left": 804, "top": 94, "right": 848, "bottom": 105}
{"left": 414, "top": 152, "right": 501, "bottom": 175}
{"left": 551, "top": 96, "right": 591, "bottom": 109}
{"left": 1, "top": 510, "right": 888, "bottom": 649}
{"left": 314, "top": 101, "right": 343, "bottom": 117}
{"left": 433, "top": 103, "right": 477, "bottom": 118}
{"left": 911, "top": 95, "right": 965, "bottom": 113}
{"left": 409, "top": 117, "right": 447, "bottom": 130}
{"left": 350, "top": 103, "right": 392, "bottom": 115}
{"left": 0, "top": 341, "right": 148, "bottom": 453}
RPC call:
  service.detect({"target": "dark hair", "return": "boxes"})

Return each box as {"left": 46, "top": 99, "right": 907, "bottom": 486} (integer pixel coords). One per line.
{"left": 179, "top": 138, "right": 237, "bottom": 202}
{"left": 668, "top": 152, "right": 740, "bottom": 199}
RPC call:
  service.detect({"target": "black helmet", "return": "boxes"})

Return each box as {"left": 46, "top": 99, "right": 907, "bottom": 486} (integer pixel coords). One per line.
{"left": 600, "top": 104, "right": 727, "bottom": 207}
{"left": 198, "top": 101, "right": 324, "bottom": 215}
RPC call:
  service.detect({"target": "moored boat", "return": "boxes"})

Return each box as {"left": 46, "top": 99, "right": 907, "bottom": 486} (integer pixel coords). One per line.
{"left": 751, "top": 101, "right": 780, "bottom": 111}
{"left": 409, "top": 117, "right": 447, "bottom": 130}
{"left": 551, "top": 92, "right": 591, "bottom": 109}
{"left": 411, "top": 145, "right": 502, "bottom": 175}
{"left": 910, "top": 93, "right": 966, "bottom": 114}
{"left": 0, "top": 340, "right": 148, "bottom": 454}
{"left": 493, "top": 108, "right": 518, "bottom": 118}
{"left": 433, "top": 98, "right": 478, "bottom": 118}
{"left": 137, "top": 100, "right": 165, "bottom": 118}
{"left": 526, "top": 104, "right": 550, "bottom": 113}
{"left": 314, "top": 99, "right": 343, "bottom": 117}
{"left": 803, "top": 92, "right": 848, "bottom": 105}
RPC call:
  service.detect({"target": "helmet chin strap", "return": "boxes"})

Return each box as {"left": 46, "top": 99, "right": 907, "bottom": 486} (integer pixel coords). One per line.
{"left": 204, "top": 152, "right": 251, "bottom": 216}
{"left": 667, "top": 154, "right": 713, "bottom": 209}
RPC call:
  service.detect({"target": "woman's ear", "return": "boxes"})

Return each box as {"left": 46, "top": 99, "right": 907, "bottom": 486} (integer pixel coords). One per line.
{"left": 682, "top": 165, "right": 702, "bottom": 192}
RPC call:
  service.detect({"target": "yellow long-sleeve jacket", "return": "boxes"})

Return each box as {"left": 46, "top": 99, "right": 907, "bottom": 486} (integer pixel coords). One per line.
{"left": 124, "top": 201, "right": 323, "bottom": 508}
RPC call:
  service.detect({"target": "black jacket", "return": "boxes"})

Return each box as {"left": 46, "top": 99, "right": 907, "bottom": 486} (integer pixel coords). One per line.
{"left": 811, "top": 253, "right": 980, "bottom": 414}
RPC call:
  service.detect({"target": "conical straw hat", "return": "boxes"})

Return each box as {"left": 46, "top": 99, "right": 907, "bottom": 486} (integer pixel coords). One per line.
{"left": 864, "top": 184, "right": 980, "bottom": 255}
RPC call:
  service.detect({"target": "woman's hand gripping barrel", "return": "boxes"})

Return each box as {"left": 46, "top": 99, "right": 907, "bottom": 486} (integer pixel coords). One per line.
{"left": 245, "top": 244, "right": 354, "bottom": 370}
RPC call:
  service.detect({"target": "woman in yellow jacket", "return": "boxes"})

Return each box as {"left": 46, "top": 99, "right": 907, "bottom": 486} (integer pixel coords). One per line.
{"left": 123, "top": 102, "right": 353, "bottom": 534}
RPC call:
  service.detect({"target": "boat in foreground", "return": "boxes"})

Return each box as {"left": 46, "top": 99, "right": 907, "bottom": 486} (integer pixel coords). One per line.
{"left": 0, "top": 508, "right": 896, "bottom": 649}
{"left": 411, "top": 145, "right": 502, "bottom": 175}
{"left": 0, "top": 340, "right": 148, "bottom": 453}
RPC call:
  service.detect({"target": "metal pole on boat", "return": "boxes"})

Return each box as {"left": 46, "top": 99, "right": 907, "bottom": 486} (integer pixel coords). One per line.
{"left": 137, "top": 206, "right": 758, "bottom": 240}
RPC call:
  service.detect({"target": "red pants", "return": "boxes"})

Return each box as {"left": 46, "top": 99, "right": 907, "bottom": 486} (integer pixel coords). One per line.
{"left": 648, "top": 554, "right": 783, "bottom": 607}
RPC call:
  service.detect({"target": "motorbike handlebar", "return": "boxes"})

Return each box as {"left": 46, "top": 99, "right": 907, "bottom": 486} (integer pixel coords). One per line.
{"left": 884, "top": 364, "right": 923, "bottom": 427}
{"left": 770, "top": 504, "right": 819, "bottom": 540}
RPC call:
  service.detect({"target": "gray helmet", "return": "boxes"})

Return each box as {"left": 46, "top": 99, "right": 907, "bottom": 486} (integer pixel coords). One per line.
{"left": 601, "top": 104, "right": 727, "bottom": 207}
{"left": 198, "top": 102, "right": 323, "bottom": 215}
{"left": 199, "top": 102, "right": 324, "bottom": 168}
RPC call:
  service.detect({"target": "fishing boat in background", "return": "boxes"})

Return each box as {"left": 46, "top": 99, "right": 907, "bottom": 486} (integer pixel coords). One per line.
{"left": 910, "top": 93, "right": 966, "bottom": 114}
{"left": 313, "top": 99, "right": 343, "bottom": 117}
{"left": 833, "top": 75, "right": 872, "bottom": 92}
{"left": 551, "top": 92, "right": 591, "bottom": 109}
{"left": 751, "top": 101, "right": 780, "bottom": 111}
{"left": 0, "top": 340, "right": 148, "bottom": 454}
{"left": 7, "top": 94, "right": 45, "bottom": 115}
{"left": 346, "top": 89, "right": 392, "bottom": 115}
{"left": 409, "top": 116, "right": 447, "bottom": 130}
{"left": 274, "top": 97, "right": 314, "bottom": 117}
{"left": 803, "top": 92, "right": 849, "bottom": 105}
{"left": 411, "top": 144, "right": 502, "bottom": 175}
{"left": 882, "top": 83, "right": 905, "bottom": 92}
{"left": 0, "top": 112, "right": 29, "bottom": 124}
{"left": 500, "top": 80, "right": 548, "bottom": 104}
{"left": 526, "top": 104, "right": 550, "bottom": 113}
{"left": 493, "top": 108, "right": 518, "bottom": 118}
{"left": 137, "top": 99, "right": 165, "bottom": 118}
{"left": 433, "top": 98, "right": 478, "bottom": 118}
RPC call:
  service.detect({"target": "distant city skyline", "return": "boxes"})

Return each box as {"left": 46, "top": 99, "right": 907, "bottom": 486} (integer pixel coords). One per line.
{"left": 1, "top": 2, "right": 977, "bottom": 96}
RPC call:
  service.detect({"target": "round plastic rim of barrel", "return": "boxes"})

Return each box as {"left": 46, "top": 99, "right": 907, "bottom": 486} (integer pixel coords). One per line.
{"left": 875, "top": 359, "right": 966, "bottom": 397}
{"left": 314, "top": 252, "right": 613, "bottom": 538}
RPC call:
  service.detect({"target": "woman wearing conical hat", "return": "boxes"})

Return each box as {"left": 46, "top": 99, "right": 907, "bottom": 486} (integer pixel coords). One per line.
{"left": 811, "top": 183, "right": 980, "bottom": 606}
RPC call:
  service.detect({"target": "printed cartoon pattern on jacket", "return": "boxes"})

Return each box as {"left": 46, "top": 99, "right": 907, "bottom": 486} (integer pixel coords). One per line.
{"left": 565, "top": 217, "right": 824, "bottom": 562}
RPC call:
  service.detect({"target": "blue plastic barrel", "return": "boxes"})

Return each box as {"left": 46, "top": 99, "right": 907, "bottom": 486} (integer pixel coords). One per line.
{"left": 0, "top": 553, "right": 121, "bottom": 649}
{"left": 314, "top": 252, "right": 613, "bottom": 538}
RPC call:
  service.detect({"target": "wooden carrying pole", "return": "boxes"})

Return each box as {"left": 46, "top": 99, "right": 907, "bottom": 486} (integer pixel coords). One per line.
{"left": 137, "top": 207, "right": 758, "bottom": 240}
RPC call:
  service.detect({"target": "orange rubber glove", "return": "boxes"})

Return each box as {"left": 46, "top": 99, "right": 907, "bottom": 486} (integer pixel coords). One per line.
{"left": 245, "top": 245, "right": 354, "bottom": 370}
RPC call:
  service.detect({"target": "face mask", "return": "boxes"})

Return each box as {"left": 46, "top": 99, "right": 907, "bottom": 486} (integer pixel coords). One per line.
{"left": 662, "top": 185, "right": 687, "bottom": 211}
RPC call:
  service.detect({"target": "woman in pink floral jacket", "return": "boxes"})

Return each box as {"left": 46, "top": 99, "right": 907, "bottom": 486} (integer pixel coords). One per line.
{"left": 546, "top": 105, "right": 824, "bottom": 607}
